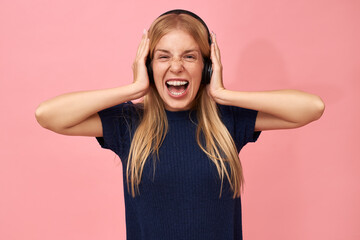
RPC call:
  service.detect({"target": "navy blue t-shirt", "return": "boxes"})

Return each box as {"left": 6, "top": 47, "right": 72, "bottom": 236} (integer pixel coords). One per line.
{"left": 96, "top": 102, "right": 261, "bottom": 240}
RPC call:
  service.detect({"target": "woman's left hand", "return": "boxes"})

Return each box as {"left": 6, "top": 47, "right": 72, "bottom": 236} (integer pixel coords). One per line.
{"left": 206, "top": 34, "right": 325, "bottom": 131}
{"left": 207, "top": 32, "right": 226, "bottom": 102}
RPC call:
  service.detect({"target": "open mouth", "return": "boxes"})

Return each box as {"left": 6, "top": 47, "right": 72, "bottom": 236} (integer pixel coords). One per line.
{"left": 166, "top": 80, "right": 189, "bottom": 96}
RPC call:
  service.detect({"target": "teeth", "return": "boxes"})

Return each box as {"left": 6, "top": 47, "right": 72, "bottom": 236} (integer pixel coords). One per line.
{"left": 166, "top": 80, "right": 188, "bottom": 86}
{"left": 169, "top": 89, "right": 186, "bottom": 96}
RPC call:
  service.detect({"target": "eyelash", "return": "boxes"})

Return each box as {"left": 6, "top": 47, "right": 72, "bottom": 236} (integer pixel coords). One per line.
{"left": 157, "top": 55, "right": 196, "bottom": 60}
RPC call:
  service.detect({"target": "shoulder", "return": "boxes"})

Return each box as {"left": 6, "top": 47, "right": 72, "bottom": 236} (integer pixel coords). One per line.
{"left": 216, "top": 104, "right": 261, "bottom": 149}
{"left": 217, "top": 104, "right": 258, "bottom": 119}
{"left": 97, "top": 101, "right": 144, "bottom": 132}
{"left": 98, "top": 101, "right": 143, "bottom": 119}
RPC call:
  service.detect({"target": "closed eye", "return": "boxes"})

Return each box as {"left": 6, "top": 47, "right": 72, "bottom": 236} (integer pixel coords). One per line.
{"left": 183, "top": 55, "right": 197, "bottom": 61}
{"left": 156, "top": 55, "right": 170, "bottom": 61}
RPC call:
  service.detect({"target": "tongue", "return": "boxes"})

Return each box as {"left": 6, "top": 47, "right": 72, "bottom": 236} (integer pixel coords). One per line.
{"left": 168, "top": 85, "right": 186, "bottom": 93}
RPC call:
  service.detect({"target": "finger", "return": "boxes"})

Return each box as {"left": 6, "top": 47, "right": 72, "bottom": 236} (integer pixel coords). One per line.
{"left": 136, "top": 29, "right": 148, "bottom": 58}
{"left": 139, "top": 32, "right": 150, "bottom": 61}
{"left": 140, "top": 37, "right": 150, "bottom": 62}
{"left": 137, "top": 31, "right": 147, "bottom": 57}
{"left": 133, "top": 30, "right": 147, "bottom": 72}
{"left": 212, "top": 32, "right": 221, "bottom": 61}
{"left": 210, "top": 38, "right": 220, "bottom": 67}
{"left": 136, "top": 34, "right": 145, "bottom": 57}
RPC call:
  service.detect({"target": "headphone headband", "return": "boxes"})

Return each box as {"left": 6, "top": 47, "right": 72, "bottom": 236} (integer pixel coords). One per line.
{"left": 158, "top": 9, "right": 212, "bottom": 45}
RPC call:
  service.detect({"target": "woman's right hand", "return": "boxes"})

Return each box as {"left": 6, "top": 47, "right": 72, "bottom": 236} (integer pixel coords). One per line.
{"left": 35, "top": 30, "right": 152, "bottom": 137}
{"left": 132, "top": 29, "right": 150, "bottom": 97}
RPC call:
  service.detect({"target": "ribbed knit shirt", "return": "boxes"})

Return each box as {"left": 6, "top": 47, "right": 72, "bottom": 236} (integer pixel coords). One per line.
{"left": 96, "top": 102, "right": 261, "bottom": 240}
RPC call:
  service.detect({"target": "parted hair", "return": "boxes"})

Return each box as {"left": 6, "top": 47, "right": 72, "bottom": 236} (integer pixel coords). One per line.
{"left": 126, "top": 13, "right": 244, "bottom": 199}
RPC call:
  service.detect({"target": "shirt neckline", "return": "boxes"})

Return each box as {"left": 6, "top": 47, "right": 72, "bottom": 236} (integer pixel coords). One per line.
{"left": 165, "top": 109, "right": 197, "bottom": 120}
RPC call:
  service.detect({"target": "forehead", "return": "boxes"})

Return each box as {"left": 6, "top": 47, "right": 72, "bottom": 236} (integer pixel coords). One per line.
{"left": 155, "top": 29, "right": 200, "bottom": 52}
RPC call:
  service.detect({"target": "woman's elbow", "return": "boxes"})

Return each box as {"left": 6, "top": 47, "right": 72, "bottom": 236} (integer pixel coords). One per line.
{"left": 35, "top": 103, "right": 53, "bottom": 130}
{"left": 312, "top": 95, "right": 325, "bottom": 121}
{"left": 296, "top": 95, "right": 325, "bottom": 128}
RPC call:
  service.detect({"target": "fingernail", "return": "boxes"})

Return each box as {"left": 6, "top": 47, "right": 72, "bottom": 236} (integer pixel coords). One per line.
{"left": 143, "top": 29, "right": 147, "bottom": 34}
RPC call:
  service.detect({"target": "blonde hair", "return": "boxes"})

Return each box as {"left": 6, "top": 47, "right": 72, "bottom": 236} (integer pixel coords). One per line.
{"left": 126, "top": 13, "right": 244, "bottom": 199}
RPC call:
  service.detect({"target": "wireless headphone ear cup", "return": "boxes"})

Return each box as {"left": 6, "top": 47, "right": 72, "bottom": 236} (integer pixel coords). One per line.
{"left": 146, "top": 56, "right": 154, "bottom": 83}
{"left": 202, "top": 57, "right": 213, "bottom": 84}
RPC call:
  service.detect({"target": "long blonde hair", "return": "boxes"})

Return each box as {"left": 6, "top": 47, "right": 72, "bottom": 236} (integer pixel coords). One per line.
{"left": 126, "top": 13, "right": 244, "bottom": 199}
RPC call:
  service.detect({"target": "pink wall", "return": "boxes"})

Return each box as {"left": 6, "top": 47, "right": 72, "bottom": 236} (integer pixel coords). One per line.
{"left": 1, "top": 0, "right": 359, "bottom": 239}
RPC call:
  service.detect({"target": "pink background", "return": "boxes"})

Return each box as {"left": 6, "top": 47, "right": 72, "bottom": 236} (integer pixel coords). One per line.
{"left": 1, "top": 0, "right": 359, "bottom": 239}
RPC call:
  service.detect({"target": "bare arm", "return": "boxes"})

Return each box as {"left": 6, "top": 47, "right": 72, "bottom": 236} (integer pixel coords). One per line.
{"left": 35, "top": 30, "right": 150, "bottom": 136}
{"left": 211, "top": 89, "right": 325, "bottom": 131}
{"left": 208, "top": 32, "right": 325, "bottom": 131}
{"left": 35, "top": 84, "right": 147, "bottom": 136}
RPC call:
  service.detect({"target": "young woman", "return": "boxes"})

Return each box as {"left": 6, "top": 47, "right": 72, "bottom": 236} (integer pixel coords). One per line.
{"left": 35, "top": 9, "right": 325, "bottom": 240}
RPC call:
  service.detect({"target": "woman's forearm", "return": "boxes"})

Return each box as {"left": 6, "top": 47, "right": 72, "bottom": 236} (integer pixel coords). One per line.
{"left": 35, "top": 82, "right": 147, "bottom": 131}
{"left": 213, "top": 89, "right": 325, "bottom": 125}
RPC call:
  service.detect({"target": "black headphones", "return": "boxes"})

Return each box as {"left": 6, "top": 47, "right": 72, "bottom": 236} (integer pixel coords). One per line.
{"left": 146, "top": 9, "right": 213, "bottom": 84}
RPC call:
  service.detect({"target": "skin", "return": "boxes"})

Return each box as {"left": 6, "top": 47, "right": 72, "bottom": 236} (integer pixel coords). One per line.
{"left": 207, "top": 32, "right": 325, "bottom": 131}
{"left": 148, "top": 29, "right": 325, "bottom": 130}
{"left": 151, "top": 29, "right": 203, "bottom": 111}
{"left": 35, "top": 28, "right": 325, "bottom": 137}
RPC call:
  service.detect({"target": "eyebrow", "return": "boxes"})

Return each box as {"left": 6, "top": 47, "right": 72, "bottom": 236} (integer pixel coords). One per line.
{"left": 154, "top": 49, "right": 200, "bottom": 54}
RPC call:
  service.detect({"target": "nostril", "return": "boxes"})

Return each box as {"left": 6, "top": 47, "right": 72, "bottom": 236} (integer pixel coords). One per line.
{"left": 170, "top": 64, "right": 184, "bottom": 72}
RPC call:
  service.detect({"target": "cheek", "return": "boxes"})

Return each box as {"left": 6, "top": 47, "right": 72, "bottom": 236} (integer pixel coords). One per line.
{"left": 189, "top": 64, "right": 204, "bottom": 82}
{"left": 151, "top": 64, "right": 163, "bottom": 87}
{"left": 152, "top": 63, "right": 165, "bottom": 79}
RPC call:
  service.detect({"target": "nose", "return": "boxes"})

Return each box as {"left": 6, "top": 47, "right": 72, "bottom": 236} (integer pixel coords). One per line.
{"left": 169, "top": 57, "right": 184, "bottom": 73}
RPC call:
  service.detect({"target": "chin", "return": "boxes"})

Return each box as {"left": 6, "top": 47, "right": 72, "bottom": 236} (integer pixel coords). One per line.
{"left": 164, "top": 100, "right": 194, "bottom": 112}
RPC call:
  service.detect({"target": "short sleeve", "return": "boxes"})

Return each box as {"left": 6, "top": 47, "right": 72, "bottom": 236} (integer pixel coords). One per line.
{"left": 218, "top": 105, "right": 261, "bottom": 152}
{"left": 95, "top": 102, "right": 141, "bottom": 159}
